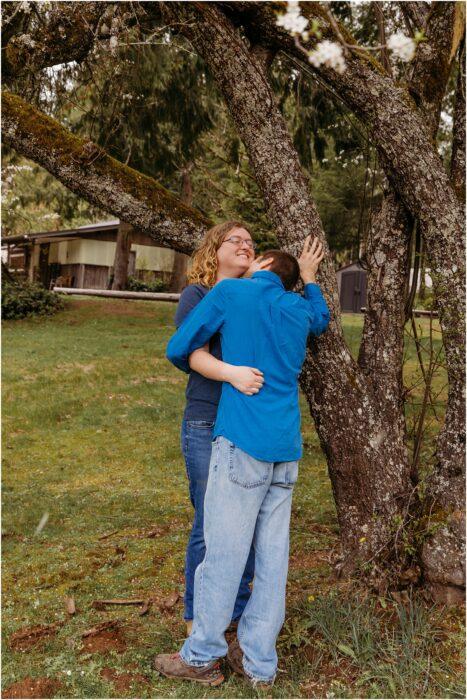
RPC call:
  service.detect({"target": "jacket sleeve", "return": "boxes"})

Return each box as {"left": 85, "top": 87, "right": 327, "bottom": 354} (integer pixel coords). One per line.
{"left": 303, "top": 283, "right": 331, "bottom": 336}
{"left": 166, "top": 283, "right": 226, "bottom": 373}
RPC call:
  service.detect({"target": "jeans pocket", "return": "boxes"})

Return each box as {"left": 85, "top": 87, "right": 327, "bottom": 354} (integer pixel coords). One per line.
{"left": 274, "top": 460, "right": 299, "bottom": 488}
{"left": 227, "top": 441, "right": 270, "bottom": 489}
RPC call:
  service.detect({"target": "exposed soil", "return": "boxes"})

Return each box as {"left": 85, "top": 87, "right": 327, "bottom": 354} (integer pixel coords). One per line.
{"left": 80, "top": 627, "right": 127, "bottom": 654}
{"left": 2, "top": 677, "right": 62, "bottom": 699}
{"left": 100, "top": 667, "right": 149, "bottom": 694}
{"left": 9, "top": 624, "right": 60, "bottom": 651}
{"left": 289, "top": 549, "right": 330, "bottom": 571}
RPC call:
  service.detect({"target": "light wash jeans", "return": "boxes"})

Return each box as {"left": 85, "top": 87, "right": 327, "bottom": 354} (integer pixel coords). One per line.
{"left": 180, "top": 420, "right": 255, "bottom": 621}
{"left": 179, "top": 435, "right": 298, "bottom": 683}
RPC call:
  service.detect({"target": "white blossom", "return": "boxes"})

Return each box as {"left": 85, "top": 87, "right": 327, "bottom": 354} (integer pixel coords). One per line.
{"left": 308, "top": 40, "right": 346, "bottom": 74}
{"left": 387, "top": 32, "right": 416, "bottom": 62}
{"left": 276, "top": 1, "right": 308, "bottom": 37}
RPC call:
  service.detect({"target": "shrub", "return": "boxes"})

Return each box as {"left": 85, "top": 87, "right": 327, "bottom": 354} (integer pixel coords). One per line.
{"left": 126, "top": 276, "right": 168, "bottom": 293}
{"left": 2, "top": 279, "right": 65, "bottom": 320}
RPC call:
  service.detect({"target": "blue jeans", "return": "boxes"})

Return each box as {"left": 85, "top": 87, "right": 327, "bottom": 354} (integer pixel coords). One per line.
{"left": 181, "top": 420, "right": 255, "bottom": 621}
{"left": 180, "top": 435, "right": 298, "bottom": 683}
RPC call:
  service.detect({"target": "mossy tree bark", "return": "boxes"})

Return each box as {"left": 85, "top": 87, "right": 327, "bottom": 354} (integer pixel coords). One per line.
{"left": 2, "top": 90, "right": 210, "bottom": 253}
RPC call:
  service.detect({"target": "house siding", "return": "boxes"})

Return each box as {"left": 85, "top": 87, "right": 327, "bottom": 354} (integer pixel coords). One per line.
{"left": 48, "top": 240, "right": 175, "bottom": 271}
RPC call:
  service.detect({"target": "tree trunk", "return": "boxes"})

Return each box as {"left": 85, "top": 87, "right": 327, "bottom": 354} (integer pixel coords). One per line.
{"left": 162, "top": 1, "right": 414, "bottom": 576}
{"left": 169, "top": 167, "right": 192, "bottom": 292}
{"left": 112, "top": 222, "right": 132, "bottom": 291}
{"left": 219, "top": 0, "right": 465, "bottom": 597}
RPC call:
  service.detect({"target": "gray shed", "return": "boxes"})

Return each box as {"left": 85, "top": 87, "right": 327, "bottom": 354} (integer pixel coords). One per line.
{"left": 336, "top": 261, "right": 367, "bottom": 313}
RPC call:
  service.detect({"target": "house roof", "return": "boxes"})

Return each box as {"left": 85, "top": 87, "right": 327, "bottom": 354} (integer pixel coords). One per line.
{"left": 1, "top": 219, "right": 121, "bottom": 246}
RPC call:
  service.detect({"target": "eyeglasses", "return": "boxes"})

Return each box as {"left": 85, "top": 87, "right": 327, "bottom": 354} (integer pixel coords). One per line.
{"left": 222, "top": 236, "right": 256, "bottom": 250}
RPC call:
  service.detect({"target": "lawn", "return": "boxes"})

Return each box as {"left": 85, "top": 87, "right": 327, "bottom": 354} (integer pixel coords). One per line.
{"left": 2, "top": 297, "right": 464, "bottom": 698}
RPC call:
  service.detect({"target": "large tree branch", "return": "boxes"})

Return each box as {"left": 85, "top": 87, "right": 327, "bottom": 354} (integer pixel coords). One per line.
{"left": 221, "top": 3, "right": 463, "bottom": 220}
{"left": 358, "top": 2, "right": 460, "bottom": 389}
{"left": 2, "top": 2, "right": 142, "bottom": 84}
{"left": 408, "top": 2, "right": 465, "bottom": 137}
{"left": 2, "top": 90, "right": 209, "bottom": 252}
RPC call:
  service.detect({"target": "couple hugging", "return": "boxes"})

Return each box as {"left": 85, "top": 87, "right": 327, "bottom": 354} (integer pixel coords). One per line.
{"left": 154, "top": 220, "right": 330, "bottom": 687}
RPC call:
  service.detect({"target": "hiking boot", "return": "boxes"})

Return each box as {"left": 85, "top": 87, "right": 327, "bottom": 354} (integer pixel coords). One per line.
{"left": 153, "top": 652, "right": 224, "bottom": 686}
{"left": 227, "top": 638, "right": 274, "bottom": 688}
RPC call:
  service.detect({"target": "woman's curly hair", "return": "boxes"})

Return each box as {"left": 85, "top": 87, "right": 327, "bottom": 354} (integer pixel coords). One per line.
{"left": 187, "top": 220, "right": 250, "bottom": 288}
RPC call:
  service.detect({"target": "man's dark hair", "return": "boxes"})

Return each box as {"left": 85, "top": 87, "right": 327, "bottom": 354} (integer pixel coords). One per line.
{"left": 261, "top": 250, "right": 300, "bottom": 291}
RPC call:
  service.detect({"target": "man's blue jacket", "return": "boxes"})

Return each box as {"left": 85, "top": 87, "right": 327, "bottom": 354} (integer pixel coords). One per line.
{"left": 166, "top": 270, "right": 330, "bottom": 462}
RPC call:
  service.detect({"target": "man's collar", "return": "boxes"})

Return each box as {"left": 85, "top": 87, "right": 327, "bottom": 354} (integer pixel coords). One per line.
{"left": 251, "top": 270, "right": 285, "bottom": 288}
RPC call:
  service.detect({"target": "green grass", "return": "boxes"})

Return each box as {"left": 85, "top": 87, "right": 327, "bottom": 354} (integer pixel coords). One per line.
{"left": 2, "top": 297, "right": 463, "bottom": 698}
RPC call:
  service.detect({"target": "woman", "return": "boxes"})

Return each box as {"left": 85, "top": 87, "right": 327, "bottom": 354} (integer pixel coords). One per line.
{"left": 174, "top": 220, "right": 271, "bottom": 634}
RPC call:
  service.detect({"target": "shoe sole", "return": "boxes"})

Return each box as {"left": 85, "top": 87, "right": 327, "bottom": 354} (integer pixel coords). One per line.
{"left": 154, "top": 666, "right": 224, "bottom": 687}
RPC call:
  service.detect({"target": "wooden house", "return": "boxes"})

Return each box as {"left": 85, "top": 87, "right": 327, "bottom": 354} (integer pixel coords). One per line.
{"left": 1, "top": 219, "right": 176, "bottom": 289}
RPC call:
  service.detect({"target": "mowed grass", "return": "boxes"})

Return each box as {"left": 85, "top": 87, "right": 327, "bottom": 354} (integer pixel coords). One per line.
{"left": 2, "top": 298, "right": 464, "bottom": 698}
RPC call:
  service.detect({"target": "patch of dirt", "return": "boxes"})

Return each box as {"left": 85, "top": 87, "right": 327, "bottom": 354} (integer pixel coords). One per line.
{"left": 1, "top": 532, "right": 26, "bottom": 542}
{"left": 289, "top": 550, "right": 331, "bottom": 571}
{"left": 80, "top": 622, "right": 127, "bottom": 654}
{"left": 9, "top": 624, "right": 61, "bottom": 651}
{"left": 100, "top": 667, "right": 149, "bottom": 693}
{"left": 2, "top": 677, "right": 62, "bottom": 698}
{"left": 303, "top": 644, "right": 357, "bottom": 682}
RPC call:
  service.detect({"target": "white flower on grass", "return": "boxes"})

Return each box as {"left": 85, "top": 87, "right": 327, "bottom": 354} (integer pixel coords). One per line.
{"left": 387, "top": 32, "right": 416, "bottom": 62}
{"left": 276, "top": 1, "right": 309, "bottom": 37}
{"left": 309, "top": 40, "right": 346, "bottom": 74}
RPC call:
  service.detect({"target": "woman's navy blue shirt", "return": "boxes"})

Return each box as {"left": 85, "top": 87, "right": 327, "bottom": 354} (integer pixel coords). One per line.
{"left": 174, "top": 284, "right": 222, "bottom": 421}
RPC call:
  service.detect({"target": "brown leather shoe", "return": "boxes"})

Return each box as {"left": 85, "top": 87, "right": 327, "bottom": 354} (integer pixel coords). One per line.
{"left": 227, "top": 639, "right": 274, "bottom": 688}
{"left": 153, "top": 652, "right": 224, "bottom": 686}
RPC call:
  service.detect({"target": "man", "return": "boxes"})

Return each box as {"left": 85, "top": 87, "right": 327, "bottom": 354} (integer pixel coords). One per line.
{"left": 155, "top": 236, "right": 329, "bottom": 686}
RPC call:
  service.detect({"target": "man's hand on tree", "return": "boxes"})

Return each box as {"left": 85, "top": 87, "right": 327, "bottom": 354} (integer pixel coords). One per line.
{"left": 298, "top": 235, "right": 325, "bottom": 285}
